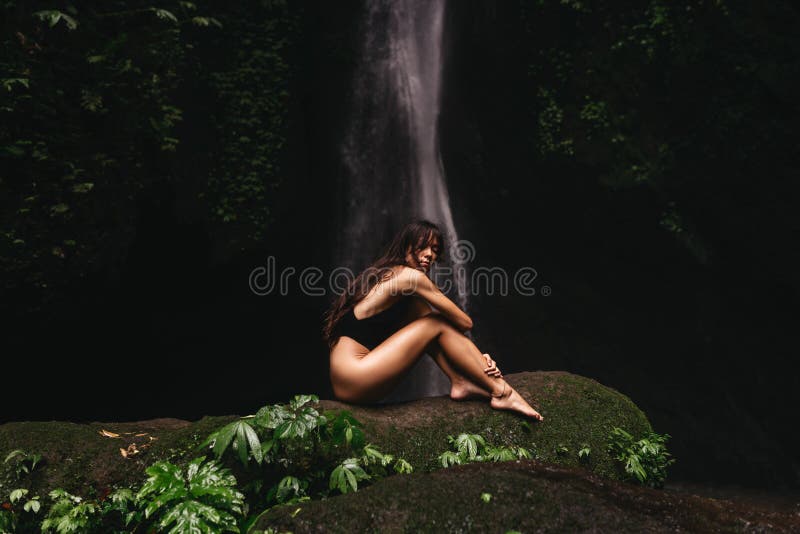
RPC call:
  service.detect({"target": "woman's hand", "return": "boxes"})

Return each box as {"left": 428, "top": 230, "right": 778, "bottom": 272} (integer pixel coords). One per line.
{"left": 483, "top": 353, "right": 502, "bottom": 378}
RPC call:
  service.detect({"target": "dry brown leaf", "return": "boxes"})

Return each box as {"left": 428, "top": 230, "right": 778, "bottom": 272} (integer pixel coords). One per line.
{"left": 99, "top": 429, "right": 120, "bottom": 438}
{"left": 135, "top": 433, "right": 148, "bottom": 437}
{"left": 120, "top": 443, "right": 141, "bottom": 459}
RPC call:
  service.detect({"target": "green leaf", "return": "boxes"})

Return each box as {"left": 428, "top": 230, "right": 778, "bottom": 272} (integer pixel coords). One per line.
{"left": 48, "top": 489, "right": 72, "bottom": 501}
{"left": 481, "top": 492, "right": 492, "bottom": 503}
{"left": 4, "top": 450, "right": 25, "bottom": 463}
{"left": 137, "top": 461, "right": 186, "bottom": 515}
{"left": 49, "top": 203, "right": 69, "bottom": 215}
{"left": 329, "top": 458, "right": 369, "bottom": 494}
{"left": 2, "top": 78, "right": 29, "bottom": 92}
{"left": 33, "top": 10, "right": 78, "bottom": 30}
{"left": 485, "top": 446, "right": 517, "bottom": 462}
{"left": 243, "top": 423, "right": 262, "bottom": 465}
{"left": 235, "top": 423, "right": 249, "bottom": 465}
{"left": 24, "top": 498, "right": 40, "bottom": 513}
{"left": 393, "top": 458, "right": 413, "bottom": 474}
{"left": 344, "top": 469, "right": 357, "bottom": 492}
{"left": 212, "top": 422, "right": 237, "bottom": 460}
{"left": 191, "top": 16, "right": 212, "bottom": 27}
{"left": 10, "top": 488, "right": 28, "bottom": 503}
{"left": 360, "top": 444, "right": 390, "bottom": 467}
{"left": 154, "top": 9, "right": 178, "bottom": 24}
{"left": 438, "top": 450, "right": 462, "bottom": 468}
{"left": 71, "top": 182, "right": 94, "bottom": 193}
{"left": 515, "top": 447, "right": 532, "bottom": 459}
{"left": 110, "top": 488, "right": 134, "bottom": 505}
{"left": 453, "top": 434, "right": 486, "bottom": 460}
{"left": 256, "top": 404, "right": 290, "bottom": 429}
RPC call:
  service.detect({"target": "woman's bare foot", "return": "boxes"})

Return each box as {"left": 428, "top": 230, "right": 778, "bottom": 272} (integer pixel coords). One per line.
{"left": 449, "top": 378, "right": 491, "bottom": 400}
{"left": 490, "top": 382, "right": 544, "bottom": 421}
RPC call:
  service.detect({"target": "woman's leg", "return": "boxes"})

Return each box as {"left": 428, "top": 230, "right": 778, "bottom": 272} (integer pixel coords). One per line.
{"left": 333, "top": 314, "right": 542, "bottom": 420}
{"left": 425, "top": 340, "right": 491, "bottom": 400}
{"left": 405, "top": 298, "right": 492, "bottom": 400}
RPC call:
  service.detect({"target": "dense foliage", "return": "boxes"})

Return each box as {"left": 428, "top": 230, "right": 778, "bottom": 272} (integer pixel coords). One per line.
{"left": 519, "top": 0, "right": 797, "bottom": 266}
{"left": 203, "top": 394, "right": 415, "bottom": 514}
{"left": 1, "top": 1, "right": 296, "bottom": 314}
{"left": 606, "top": 427, "right": 675, "bottom": 488}
{"left": 0, "top": 394, "right": 418, "bottom": 533}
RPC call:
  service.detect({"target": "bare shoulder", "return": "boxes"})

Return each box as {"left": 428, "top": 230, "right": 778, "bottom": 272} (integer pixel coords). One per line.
{"left": 360, "top": 265, "right": 423, "bottom": 299}
{"left": 392, "top": 264, "right": 418, "bottom": 280}
{"left": 393, "top": 265, "right": 429, "bottom": 289}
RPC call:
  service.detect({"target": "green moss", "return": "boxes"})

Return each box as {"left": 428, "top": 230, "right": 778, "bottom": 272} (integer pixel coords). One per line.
{"left": 319, "top": 371, "right": 651, "bottom": 480}
{"left": 254, "top": 461, "right": 790, "bottom": 533}
{"left": 0, "top": 416, "right": 236, "bottom": 498}
{"left": 0, "top": 372, "right": 651, "bottom": 510}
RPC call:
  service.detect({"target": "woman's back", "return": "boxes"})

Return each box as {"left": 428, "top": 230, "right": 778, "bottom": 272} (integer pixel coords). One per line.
{"left": 330, "top": 265, "right": 409, "bottom": 349}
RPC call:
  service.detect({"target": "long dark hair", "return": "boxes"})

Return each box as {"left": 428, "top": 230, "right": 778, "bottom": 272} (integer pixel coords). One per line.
{"left": 322, "top": 219, "right": 446, "bottom": 349}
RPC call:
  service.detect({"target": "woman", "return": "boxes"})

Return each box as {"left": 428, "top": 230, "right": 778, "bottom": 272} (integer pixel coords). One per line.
{"left": 323, "top": 220, "right": 543, "bottom": 421}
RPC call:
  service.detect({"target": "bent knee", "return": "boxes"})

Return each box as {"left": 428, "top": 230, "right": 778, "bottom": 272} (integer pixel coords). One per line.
{"left": 414, "top": 313, "right": 458, "bottom": 333}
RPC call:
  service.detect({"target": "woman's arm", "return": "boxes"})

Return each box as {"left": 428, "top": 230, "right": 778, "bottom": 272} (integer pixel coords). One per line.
{"left": 398, "top": 267, "right": 473, "bottom": 331}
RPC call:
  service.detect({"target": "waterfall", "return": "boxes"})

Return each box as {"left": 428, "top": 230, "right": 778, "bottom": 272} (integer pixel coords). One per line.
{"left": 338, "top": 0, "right": 468, "bottom": 400}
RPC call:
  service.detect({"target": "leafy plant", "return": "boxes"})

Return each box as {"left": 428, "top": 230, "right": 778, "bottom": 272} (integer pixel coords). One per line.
{"left": 202, "top": 419, "right": 264, "bottom": 466}
{"left": 4, "top": 449, "right": 42, "bottom": 479}
{"left": 328, "top": 458, "right": 370, "bottom": 494}
{"left": 10, "top": 489, "right": 40, "bottom": 514}
{"left": 204, "top": 394, "right": 329, "bottom": 468}
{"left": 0, "top": 488, "right": 41, "bottom": 533}
{"left": 265, "top": 476, "right": 309, "bottom": 506}
{"left": 393, "top": 458, "right": 414, "bottom": 475}
{"left": 437, "top": 433, "right": 531, "bottom": 467}
{"left": 199, "top": 394, "right": 413, "bottom": 527}
{"left": 578, "top": 445, "right": 591, "bottom": 462}
{"left": 100, "top": 488, "right": 142, "bottom": 531}
{"left": 41, "top": 489, "right": 101, "bottom": 533}
{"left": 136, "top": 456, "right": 244, "bottom": 533}
{"left": 1, "top": 0, "right": 232, "bottom": 314}
{"left": 607, "top": 427, "right": 675, "bottom": 488}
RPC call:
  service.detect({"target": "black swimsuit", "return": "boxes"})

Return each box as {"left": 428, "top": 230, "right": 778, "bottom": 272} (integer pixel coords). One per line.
{"left": 333, "top": 297, "right": 412, "bottom": 351}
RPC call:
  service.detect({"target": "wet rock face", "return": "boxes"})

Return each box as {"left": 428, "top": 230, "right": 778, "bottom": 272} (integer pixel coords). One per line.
{"left": 254, "top": 461, "right": 800, "bottom": 533}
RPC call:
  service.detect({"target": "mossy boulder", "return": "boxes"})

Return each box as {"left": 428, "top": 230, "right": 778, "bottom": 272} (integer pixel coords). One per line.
{"left": 0, "top": 416, "right": 236, "bottom": 499}
{"left": 0, "top": 371, "right": 648, "bottom": 501}
{"left": 318, "top": 371, "right": 652, "bottom": 480}
{"left": 253, "top": 461, "right": 800, "bottom": 533}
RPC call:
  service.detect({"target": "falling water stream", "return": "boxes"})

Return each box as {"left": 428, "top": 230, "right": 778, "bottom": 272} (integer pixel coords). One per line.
{"left": 338, "top": 0, "right": 468, "bottom": 400}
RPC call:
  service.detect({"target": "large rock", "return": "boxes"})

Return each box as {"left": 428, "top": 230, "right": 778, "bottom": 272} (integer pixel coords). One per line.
{"left": 0, "top": 371, "right": 649, "bottom": 498}
{"left": 319, "top": 371, "right": 652, "bottom": 480}
{"left": 253, "top": 461, "right": 800, "bottom": 533}
{"left": 0, "top": 416, "right": 236, "bottom": 498}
